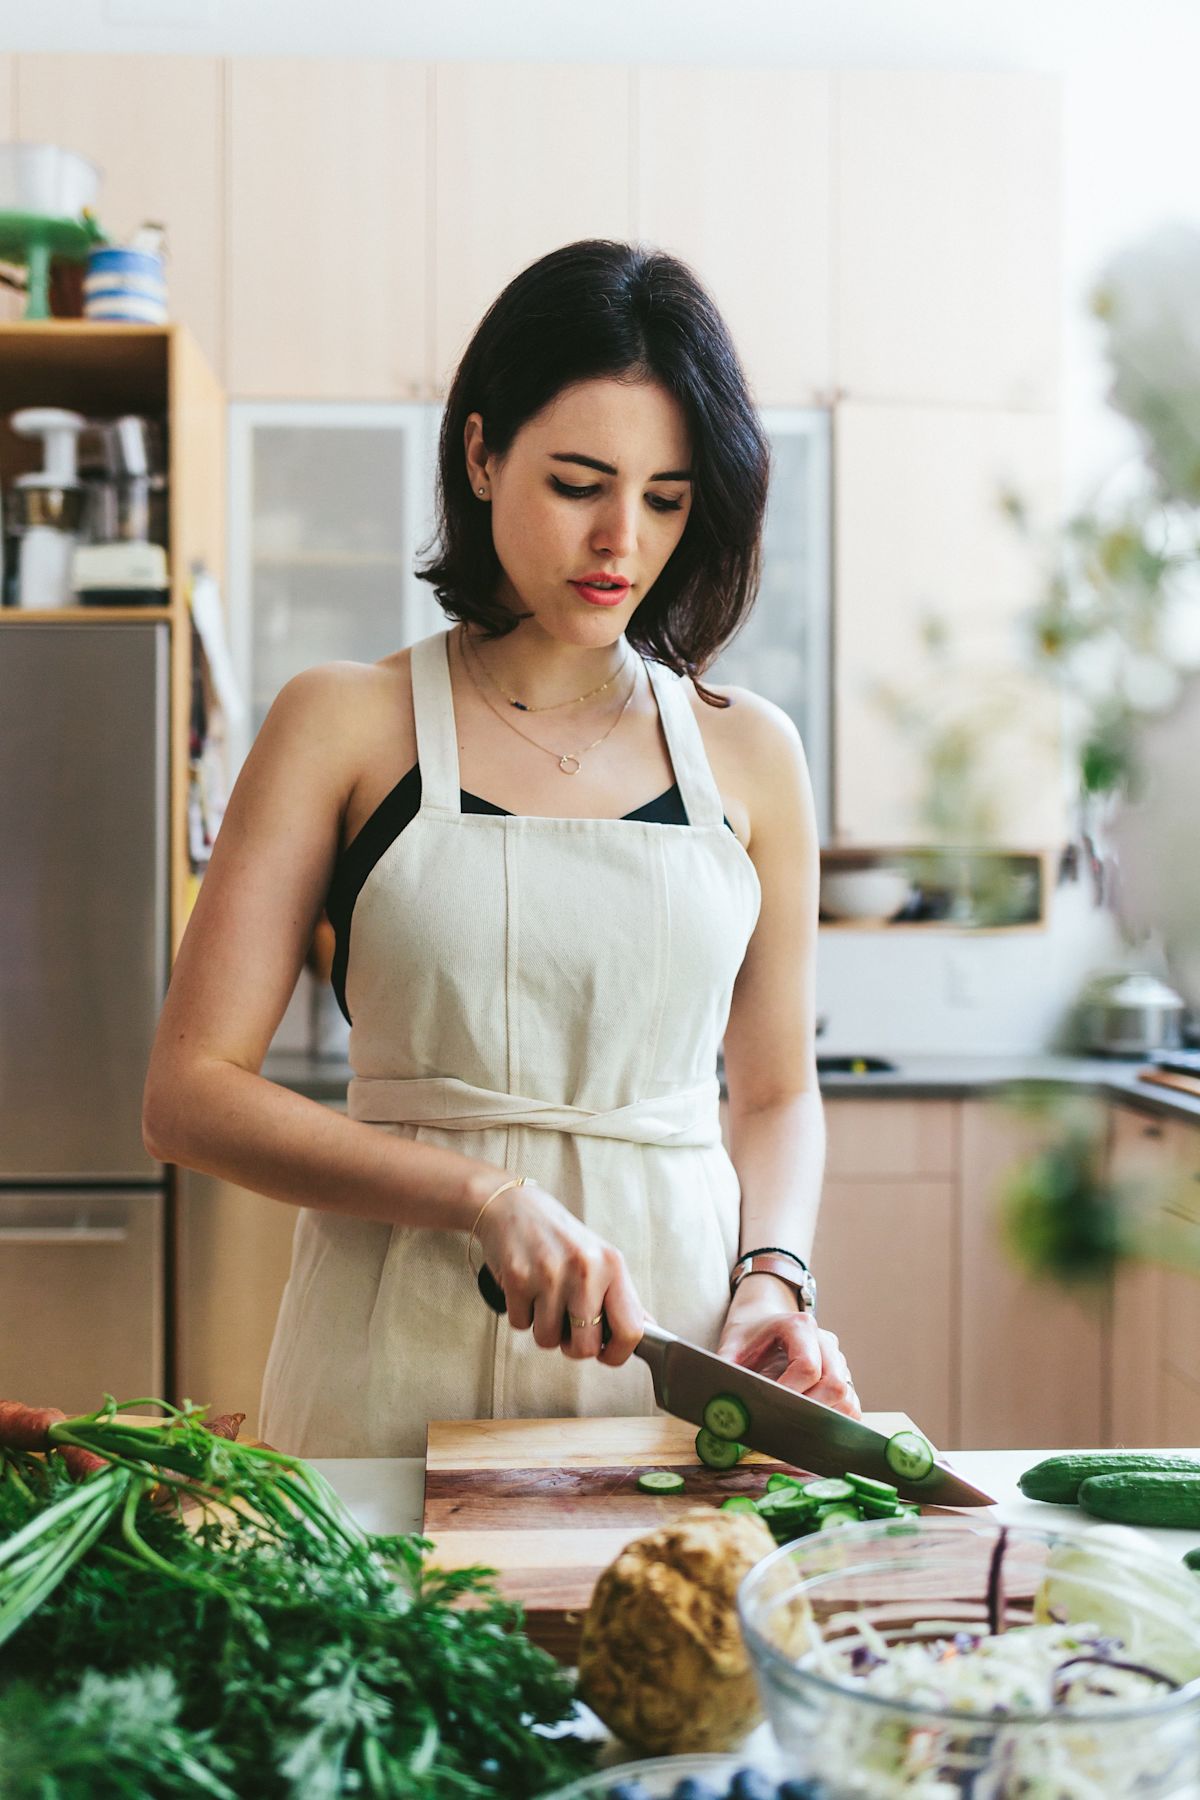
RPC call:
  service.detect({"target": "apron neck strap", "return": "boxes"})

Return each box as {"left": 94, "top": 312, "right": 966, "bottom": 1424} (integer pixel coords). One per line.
{"left": 410, "top": 629, "right": 463, "bottom": 814}
{"left": 411, "top": 626, "right": 726, "bottom": 829}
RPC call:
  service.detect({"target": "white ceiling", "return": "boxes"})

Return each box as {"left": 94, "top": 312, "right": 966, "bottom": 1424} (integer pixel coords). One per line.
{"left": 0, "top": 0, "right": 1195, "bottom": 66}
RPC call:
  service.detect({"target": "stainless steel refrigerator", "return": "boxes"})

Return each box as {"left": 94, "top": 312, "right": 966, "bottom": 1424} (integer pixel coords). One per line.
{"left": 0, "top": 623, "right": 169, "bottom": 1413}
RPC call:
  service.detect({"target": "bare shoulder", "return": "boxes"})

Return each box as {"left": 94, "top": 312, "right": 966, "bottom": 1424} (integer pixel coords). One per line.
{"left": 687, "top": 678, "right": 813, "bottom": 848}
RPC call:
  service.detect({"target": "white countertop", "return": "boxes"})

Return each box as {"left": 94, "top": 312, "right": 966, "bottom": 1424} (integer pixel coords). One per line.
{"left": 310, "top": 1446, "right": 1200, "bottom": 1768}
{"left": 311, "top": 1446, "right": 1200, "bottom": 1557}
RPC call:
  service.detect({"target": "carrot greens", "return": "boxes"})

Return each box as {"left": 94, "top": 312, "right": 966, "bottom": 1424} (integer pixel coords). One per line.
{"left": 0, "top": 1396, "right": 595, "bottom": 1798}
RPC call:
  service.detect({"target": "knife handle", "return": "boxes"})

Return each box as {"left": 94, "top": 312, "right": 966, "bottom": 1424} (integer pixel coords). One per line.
{"left": 476, "top": 1264, "right": 613, "bottom": 1348}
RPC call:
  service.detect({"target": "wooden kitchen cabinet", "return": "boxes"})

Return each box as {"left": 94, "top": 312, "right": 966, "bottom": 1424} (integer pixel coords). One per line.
{"left": 176, "top": 1173, "right": 299, "bottom": 1437}
{"left": 1108, "top": 1108, "right": 1200, "bottom": 1447}
{"left": 833, "top": 399, "right": 1064, "bottom": 849}
{"left": 814, "top": 1175, "right": 956, "bottom": 1450}
{"left": 432, "top": 64, "right": 633, "bottom": 393}
{"left": 227, "top": 59, "right": 429, "bottom": 400}
{"left": 1108, "top": 1105, "right": 1200, "bottom": 1444}
{"left": 635, "top": 68, "right": 832, "bottom": 407}
{"left": 15, "top": 55, "right": 225, "bottom": 377}
{"left": 834, "top": 71, "right": 1060, "bottom": 411}
{"left": 958, "top": 1098, "right": 1105, "bottom": 1450}
{"left": 0, "top": 322, "right": 225, "bottom": 958}
{"left": 720, "top": 1097, "right": 959, "bottom": 1447}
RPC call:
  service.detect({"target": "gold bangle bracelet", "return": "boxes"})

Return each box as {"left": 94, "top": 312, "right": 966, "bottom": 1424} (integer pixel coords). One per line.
{"left": 466, "top": 1175, "right": 530, "bottom": 1275}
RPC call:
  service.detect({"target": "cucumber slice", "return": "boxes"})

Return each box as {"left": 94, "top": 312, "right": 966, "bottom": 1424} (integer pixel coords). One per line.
{"left": 636, "top": 1469, "right": 686, "bottom": 1494}
{"left": 702, "top": 1392, "right": 752, "bottom": 1442}
{"left": 1184, "top": 1547, "right": 1200, "bottom": 1574}
{"left": 885, "top": 1429, "right": 935, "bottom": 1481}
{"left": 802, "top": 1477, "right": 856, "bottom": 1503}
{"left": 695, "top": 1427, "right": 746, "bottom": 1470}
{"left": 756, "top": 1489, "right": 818, "bottom": 1519}
{"left": 765, "top": 1471, "right": 806, "bottom": 1492}
{"left": 859, "top": 1493, "right": 903, "bottom": 1519}
{"left": 720, "top": 1495, "right": 760, "bottom": 1514}
{"left": 845, "top": 1472, "right": 899, "bottom": 1502}
{"left": 818, "top": 1504, "right": 862, "bottom": 1530}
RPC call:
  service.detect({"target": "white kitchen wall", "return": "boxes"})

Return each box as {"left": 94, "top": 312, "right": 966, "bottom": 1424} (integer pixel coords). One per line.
{"left": 8, "top": 0, "right": 1192, "bottom": 1055}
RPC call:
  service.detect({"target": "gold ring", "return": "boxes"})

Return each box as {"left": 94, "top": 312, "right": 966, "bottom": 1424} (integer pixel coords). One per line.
{"left": 569, "top": 1313, "right": 604, "bottom": 1328}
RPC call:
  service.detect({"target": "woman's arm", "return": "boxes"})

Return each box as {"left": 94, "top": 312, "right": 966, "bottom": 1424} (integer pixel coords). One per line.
{"left": 713, "top": 692, "right": 857, "bottom": 1415}
{"left": 142, "top": 664, "right": 646, "bottom": 1363}
{"left": 142, "top": 665, "right": 504, "bottom": 1234}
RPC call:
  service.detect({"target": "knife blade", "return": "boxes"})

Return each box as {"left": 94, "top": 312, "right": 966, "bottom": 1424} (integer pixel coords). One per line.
{"left": 475, "top": 1267, "right": 994, "bottom": 1507}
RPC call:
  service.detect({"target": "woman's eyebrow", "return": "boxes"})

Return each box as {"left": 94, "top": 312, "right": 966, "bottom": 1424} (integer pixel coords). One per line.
{"left": 548, "top": 452, "right": 693, "bottom": 482}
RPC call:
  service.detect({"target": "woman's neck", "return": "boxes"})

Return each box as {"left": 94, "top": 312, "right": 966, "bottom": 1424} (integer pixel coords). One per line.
{"left": 460, "top": 622, "right": 630, "bottom": 712}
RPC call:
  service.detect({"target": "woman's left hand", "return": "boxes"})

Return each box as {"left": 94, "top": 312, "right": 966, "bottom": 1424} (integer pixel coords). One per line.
{"left": 716, "top": 1273, "right": 862, "bottom": 1419}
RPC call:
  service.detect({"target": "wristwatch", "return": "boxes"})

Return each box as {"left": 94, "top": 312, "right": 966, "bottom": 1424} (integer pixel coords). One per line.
{"left": 729, "top": 1246, "right": 817, "bottom": 1314}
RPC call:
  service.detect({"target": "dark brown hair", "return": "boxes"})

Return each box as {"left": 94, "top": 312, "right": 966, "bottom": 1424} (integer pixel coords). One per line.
{"left": 414, "top": 239, "right": 771, "bottom": 707}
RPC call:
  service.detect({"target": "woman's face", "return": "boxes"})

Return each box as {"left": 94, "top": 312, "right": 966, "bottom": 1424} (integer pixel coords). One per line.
{"left": 464, "top": 377, "right": 694, "bottom": 639}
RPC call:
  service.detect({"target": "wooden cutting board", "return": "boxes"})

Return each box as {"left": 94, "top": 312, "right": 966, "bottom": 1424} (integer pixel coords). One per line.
{"left": 423, "top": 1412, "right": 952, "bottom": 1661}
{"left": 1138, "top": 1065, "right": 1200, "bottom": 1101}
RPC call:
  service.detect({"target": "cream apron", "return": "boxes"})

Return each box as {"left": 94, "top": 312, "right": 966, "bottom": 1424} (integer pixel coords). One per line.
{"left": 259, "top": 626, "right": 762, "bottom": 1456}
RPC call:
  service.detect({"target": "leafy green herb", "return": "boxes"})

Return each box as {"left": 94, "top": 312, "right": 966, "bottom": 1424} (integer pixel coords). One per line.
{"left": 0, "top": 1398, "right": 595, "bottom": 1797}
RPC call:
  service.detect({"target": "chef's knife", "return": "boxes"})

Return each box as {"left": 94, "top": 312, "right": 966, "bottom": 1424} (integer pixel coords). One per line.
{"left": 476, "top": 1267, "right": 994, "bottom": 1507}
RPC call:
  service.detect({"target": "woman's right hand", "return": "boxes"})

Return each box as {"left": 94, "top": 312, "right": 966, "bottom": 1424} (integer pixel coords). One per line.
{"left": 474, "top": 1181, "right": 645, "bottom": 1368}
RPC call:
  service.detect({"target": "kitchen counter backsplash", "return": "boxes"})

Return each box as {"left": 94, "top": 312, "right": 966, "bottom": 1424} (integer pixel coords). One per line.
{"left": 261, "top": 1048, "right": 1200, "bottom": 1126}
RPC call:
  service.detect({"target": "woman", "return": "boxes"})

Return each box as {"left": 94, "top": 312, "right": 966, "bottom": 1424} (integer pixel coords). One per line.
{"left": 143, "top": 238, "right": 859, "bottom": 1456}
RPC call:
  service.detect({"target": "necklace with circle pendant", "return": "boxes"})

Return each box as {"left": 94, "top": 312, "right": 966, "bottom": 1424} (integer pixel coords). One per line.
{"left": 459, "top": 623, "right": 638, "bottom": 774}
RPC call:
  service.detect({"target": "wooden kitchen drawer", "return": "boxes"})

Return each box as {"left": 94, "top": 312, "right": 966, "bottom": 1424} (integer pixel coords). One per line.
{"left": 823, "top": 1098, "right": 958, "bottom": 1179}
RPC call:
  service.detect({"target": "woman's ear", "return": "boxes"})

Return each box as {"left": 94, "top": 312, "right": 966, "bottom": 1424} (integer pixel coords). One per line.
{"left": 464, "top": 412, "right": 488, "bottom": 486}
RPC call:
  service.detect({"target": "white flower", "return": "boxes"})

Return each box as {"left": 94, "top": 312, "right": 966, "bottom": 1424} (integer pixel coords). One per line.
{"left": 1157, "top": 560, "right": 1200, "bottom": 670}
{"left": 1067, "top": 629, "right": 1126, "bottom": 702}
{"left": 1093, "top": 223, "right": 1200, "bottom": 504}
{"left": 1122, "top": 652, "right": 1183, "bottom": 714}
{"left": 1110, "top": 674, "right": 1200, "bottom": 1007}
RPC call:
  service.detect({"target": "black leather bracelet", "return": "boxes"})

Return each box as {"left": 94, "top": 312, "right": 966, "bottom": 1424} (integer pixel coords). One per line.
{"left": 735, "top": 1245, "right": 810, "bottom": 1273}
{"left": 730, "top": 1245, "right": 817, "bottom": 1311}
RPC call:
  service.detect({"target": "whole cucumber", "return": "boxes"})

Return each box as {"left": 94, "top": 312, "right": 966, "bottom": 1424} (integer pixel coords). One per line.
{"left": 1078, "top": 1471, "right": 1200, "bottom": 1528}
{"left": 1018, "top": 1452, "right": 1200, "bottom": 1505}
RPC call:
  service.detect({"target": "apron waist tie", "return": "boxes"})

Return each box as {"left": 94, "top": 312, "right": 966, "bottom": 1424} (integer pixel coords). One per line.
{"left": 346, "top": 1073, "right": 722, "bottom": 1147}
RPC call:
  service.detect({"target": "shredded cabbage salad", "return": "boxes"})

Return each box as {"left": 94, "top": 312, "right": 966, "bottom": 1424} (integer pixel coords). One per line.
{"left": 791, "top": 1610, "right": 1199, "bottom": 1798}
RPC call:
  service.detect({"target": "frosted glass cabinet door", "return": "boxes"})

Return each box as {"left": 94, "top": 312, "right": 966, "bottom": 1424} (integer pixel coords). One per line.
{"left": 229, "top": 403, "right": 442, "bottom": 771}
{"left": 700, "top": 408, "right": 831, "bottom": 840}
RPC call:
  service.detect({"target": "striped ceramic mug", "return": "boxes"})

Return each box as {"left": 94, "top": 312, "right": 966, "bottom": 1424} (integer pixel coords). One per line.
{"left": 83, "top": 245, "right": 168, "bottom": 324}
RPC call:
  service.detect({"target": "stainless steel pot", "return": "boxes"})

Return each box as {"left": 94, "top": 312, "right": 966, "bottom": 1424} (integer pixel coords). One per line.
{"left": 1078, "top": 971, "right": 1186, "bottom": 1057}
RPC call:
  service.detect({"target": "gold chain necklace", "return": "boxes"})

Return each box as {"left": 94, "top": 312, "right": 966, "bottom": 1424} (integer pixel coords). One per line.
{"left": 458, "top": 623, "right": 639, "bottom": 775}
{"left": 463, "top": 625, "right": 629, "bottom": 712}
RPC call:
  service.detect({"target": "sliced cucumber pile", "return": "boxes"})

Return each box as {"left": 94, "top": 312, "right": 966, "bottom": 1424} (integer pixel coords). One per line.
{"left": 721, "top": 1467, "right": 921, "bottom": 1543}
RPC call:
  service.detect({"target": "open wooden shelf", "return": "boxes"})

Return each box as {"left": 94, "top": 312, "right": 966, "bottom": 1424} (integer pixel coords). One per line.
{"left": 0, "top": 321, "right": 225, "bottom": 959}
{"left": 819, "top": 843, "right": 1051, "bottom": 932}
{"left": 0, "top": 607, "right": 173, "bottom": 622}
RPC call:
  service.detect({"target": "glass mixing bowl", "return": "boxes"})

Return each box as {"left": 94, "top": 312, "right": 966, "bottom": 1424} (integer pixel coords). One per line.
{"left": 737, "top": 1516, "right": 1200, "bottom": 1797}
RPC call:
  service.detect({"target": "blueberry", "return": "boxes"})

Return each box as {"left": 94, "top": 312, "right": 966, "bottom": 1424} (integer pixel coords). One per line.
{"left": 778, "top": 1781, "right": 828, "bottom": 1799}
{"left": 606, "top": 1785, "right": 654, "bottom": 1800}
{"left": 730, "top": 1772, "right": 776, "bottom": 1800}
{"left": 670, "top": 1782, "right": 722, "bottom": 1800}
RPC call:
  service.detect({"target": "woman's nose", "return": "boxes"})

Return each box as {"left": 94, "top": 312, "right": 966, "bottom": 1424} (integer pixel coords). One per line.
{"left": 590, "top": 493, "right": 639, "bottom": 558}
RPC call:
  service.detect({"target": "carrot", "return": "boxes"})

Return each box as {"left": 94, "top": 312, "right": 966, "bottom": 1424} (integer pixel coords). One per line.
{"left": 0, "top": 1403, "right": 68, "bottom": 1450}
{"left": 0, "top": 1403, "right": 108, "bottom": 1482}
{"left": 201, "top": 1413, "right": 246, "bottom": 1442}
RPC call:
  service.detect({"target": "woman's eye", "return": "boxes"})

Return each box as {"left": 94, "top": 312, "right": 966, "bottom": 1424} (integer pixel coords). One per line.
{"left": 549, "top": 476, "right": 683, "bottom": 513}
